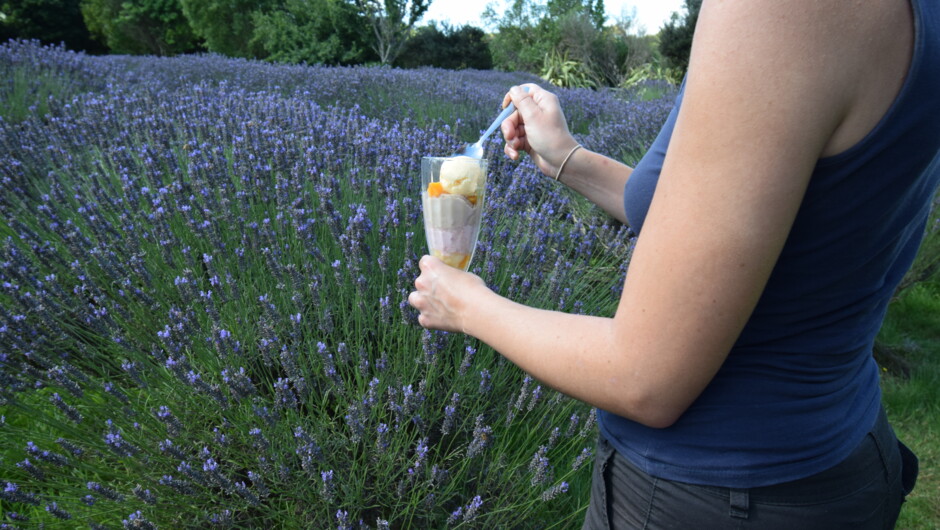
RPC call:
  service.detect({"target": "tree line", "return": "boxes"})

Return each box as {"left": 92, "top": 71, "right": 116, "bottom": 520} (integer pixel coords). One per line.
{"left": 0, "top": 0, "right": 700, "bottom": 87}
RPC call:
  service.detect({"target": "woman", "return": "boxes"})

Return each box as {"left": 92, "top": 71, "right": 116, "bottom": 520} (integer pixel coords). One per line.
{"left": 409, "top": 0, "right": 938, "bottom": 527}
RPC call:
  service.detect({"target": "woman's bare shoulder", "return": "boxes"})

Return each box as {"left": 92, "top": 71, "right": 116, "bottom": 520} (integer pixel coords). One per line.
{"left": 690, "top": 0, "right": 914, "bottom": 156}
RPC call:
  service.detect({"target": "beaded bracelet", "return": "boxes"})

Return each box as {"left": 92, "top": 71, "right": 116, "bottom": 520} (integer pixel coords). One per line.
{"left": 554, "top": 144, "right": 583, "bottom": 182}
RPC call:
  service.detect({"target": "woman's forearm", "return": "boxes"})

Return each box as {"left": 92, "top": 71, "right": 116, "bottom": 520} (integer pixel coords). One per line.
{"left": 554, "top": 148, "right": 633, "bottom": 224}
{"left": 463, "top": 284, "right": 673, "bottom": 428}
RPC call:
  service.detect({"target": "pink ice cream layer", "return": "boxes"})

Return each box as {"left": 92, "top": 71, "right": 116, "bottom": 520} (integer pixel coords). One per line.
{"left": 422, "top": 192, "right": 483, "bottom": 256}
{"left": 425, "top": 226, "right": 478, "bottom": 255}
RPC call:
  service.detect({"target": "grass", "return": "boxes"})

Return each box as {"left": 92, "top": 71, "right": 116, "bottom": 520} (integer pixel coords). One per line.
{"left": 0, "top": 68, "right": 62, "bottom": 122}
{"left": 878, "top": 277, "right": 940, "bottom": 529}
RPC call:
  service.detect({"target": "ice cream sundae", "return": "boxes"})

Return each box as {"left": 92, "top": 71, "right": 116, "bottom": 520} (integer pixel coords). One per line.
{"left": 421, "top": 156, "right": 487, "bottom": 270}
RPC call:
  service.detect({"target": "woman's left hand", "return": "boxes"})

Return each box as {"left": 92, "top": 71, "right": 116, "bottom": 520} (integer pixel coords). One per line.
{"left": 408, "top": 255, "right": 487, "bottom": 333}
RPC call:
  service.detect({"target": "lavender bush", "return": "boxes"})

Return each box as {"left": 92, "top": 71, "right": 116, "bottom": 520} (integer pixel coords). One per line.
{"left": 1, "top": 41, "right": 674, "bottom": 528}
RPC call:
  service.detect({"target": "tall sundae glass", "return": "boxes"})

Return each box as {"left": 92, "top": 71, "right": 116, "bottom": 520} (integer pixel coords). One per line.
{"left": 421, "top": 156, "right": 488, "bottom": 271}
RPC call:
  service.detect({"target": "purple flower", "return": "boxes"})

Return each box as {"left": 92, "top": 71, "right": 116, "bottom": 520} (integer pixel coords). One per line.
{"left": 441, "top": 393, "right": 459, "bottom": 436}
{"left": 479, "top": 369, "right": 492, "bottom": 394}
{"left": 234, "top": 480, "right": 260, "bottom": 505}
{"left": 465, "top": 495, "right": 484, "bottom": 520}
{"left": 49, "top": 393, "right": 82, "bottom": 423}
{"left": 15, "top": 459, "right": 44, "bottom": 481}
{"left": 447, "top": 507, "right": 463, "bottom": 525}
{"left": 25, "top": 441, "right": 68, "bottom": 467}
{"left": 247, "top": 471, "right": 270, "bottom": 497}
{"left": 408, "top": 437, "right": 429, "bottom": 475}
{"left": 122, "top": 510, "right": 157, "bottom": 529}
{"left": 133, "top": 485, "right": 157, "bottom": 505}
{"left": 459, "top": 346, "right": 476, "bottom": 375}
{"left": 1, "top": 482, "right": 39, "bottom": 505}
{"left": 55, "top": 438, "right": 83, "bottom": 456}
{"left": 160, "top": 475, "right": 195, "bottom": 495}
{"left": 541, "top": 481, "right": 570, "bottom": 501}
{"left": 320, "top": 470, "right": 335, "bottom": 502}
{"left": 566, "top": 413, "right": 580, "bottom": 437}
{"left": 375, "top": 423, "right": 390, "bottom": 453}
{"left": 45, "top": 502, "right": 71, "bottom": 520}
{"left": 527, "top": 385, "right": 543, "bottom": 412}
{"left": 87, "top": 481, "right": 125, "bottom": 502}
{"left": 335, "top": 509, "right": 351, "bottom": 530}
{"left": 528, "top": 446, "right": 553, "bottom": 486}
{"left": 572, "top": 447, "right": 593, "bottom": 470}
{"left": 467, "top": 415, "right": 492, "bottom": 458}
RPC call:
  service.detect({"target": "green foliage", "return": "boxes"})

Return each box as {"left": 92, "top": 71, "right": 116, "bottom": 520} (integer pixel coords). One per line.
{"left": 395, "top": 23, "right": 492, "bottom": 70}
{"left": 895, "top": 181, "right": 940, "bottom": 298}
{"left": 0, "top": 67, "right": 64, "bottom": 121}
{"left": 484, "top": 0, "right": 657, "bottom": 88}
{"left": 547, "top": 0, "right": 605, "bottom": 28}
{"left": 540, "top": 49, "right": 594, "bottom": 88}
{"left": 80, "top": 0, "right": 201, "bottom": 55}
{"left": 180, "top": 0, "right": 273, "bottom": 58}
{"left": 483, "top": 0, "right": 549, "bottom": 73}
{"left": 354, "top": 0, "right": 432, "bottom": 64}
{"left": 658, "top": 0, "right": 701, "bottom": 75}
{"left": 622, "top": 62, "right": 683, "bottom": 88}
{"left": 251, "top": 0, "right": 375, "bottom": 65}
{"left": 874, "top": 174, "right": 940, "bottom": 528}
{"left": 0, "top": 0, "right": 104, "bottom": 53}
{"left": 552, "top": 11, "right": 629, "bottom": 88}
{"left": 877, "top": 278, "right": 940, "bottom": 528}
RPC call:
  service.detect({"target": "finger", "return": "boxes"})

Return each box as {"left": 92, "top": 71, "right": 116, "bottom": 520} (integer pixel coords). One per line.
{"left": 501, "top": 89, "right": 513, "bottom": 109}
{"left": 501, "top": 108, "right": 521, "bottom": 134}
{"left": 407, "top": 290, "right": 422, "bottom": 309}
{"left": 417, "top": 313, "right": 431, "bottom": 329}
{"left": 508, "top": 85, "right": 539, "bottom": 117}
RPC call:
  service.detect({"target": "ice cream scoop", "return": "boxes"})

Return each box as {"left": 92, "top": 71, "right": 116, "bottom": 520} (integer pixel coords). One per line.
{"left": 440, "top": 156, "right": 485, "bottom": 195}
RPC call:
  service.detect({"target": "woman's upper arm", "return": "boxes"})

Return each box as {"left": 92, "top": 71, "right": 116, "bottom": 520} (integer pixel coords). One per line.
{"left": 611, "top": 0, "right": 862, "bottom": 427}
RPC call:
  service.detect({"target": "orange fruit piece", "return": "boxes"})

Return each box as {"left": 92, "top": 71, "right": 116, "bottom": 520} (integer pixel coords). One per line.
{"left": 428, "top": 182, "right": 445, "bottom": 197}
{"left": 467, "top": 195, "right": 478, "bottom": 205}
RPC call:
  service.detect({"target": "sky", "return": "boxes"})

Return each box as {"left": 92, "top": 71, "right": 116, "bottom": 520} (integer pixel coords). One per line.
{"left": 420, "top": 0, "right": 687, "bottom": 35}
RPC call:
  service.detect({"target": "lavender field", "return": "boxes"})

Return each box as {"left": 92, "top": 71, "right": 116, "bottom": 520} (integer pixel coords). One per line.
{"left": 0, "top": 41, "right": 675, "bottom": 528}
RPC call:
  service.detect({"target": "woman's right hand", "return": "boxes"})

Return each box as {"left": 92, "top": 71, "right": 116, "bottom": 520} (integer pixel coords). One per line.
{"left": 501, "top": 84, "right": 580, "bottom": 178}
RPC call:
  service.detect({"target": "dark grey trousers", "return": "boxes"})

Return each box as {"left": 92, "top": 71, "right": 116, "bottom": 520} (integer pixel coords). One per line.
{"left": 582, "top": 407, "right": 917, "bottom": 529}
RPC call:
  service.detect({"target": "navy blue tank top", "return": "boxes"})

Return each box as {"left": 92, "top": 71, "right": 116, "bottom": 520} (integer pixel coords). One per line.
{"left": 603, "top": 0, "right": 940, "bottom": 487}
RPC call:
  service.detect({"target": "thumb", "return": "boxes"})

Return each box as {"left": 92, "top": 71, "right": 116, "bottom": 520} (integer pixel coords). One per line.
{"left": 508, "top": 85, "right": 537, "bottom": 118}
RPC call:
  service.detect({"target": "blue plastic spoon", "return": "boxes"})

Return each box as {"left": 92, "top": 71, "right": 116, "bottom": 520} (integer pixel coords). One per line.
{"left": 456, "top": 87, "right": 528, "bottom": 158}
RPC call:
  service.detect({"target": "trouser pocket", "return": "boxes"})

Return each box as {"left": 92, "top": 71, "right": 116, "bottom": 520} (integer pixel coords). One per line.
{"left": 582, "top": 435, "right": 617, "bottom": 530}
{"left": 897, "top": 440, "right": 918, "bottom": 496}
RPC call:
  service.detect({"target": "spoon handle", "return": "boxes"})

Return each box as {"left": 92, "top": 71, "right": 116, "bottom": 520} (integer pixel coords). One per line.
{"left": 478, "top": 102, "right": 516, "bottom": 145}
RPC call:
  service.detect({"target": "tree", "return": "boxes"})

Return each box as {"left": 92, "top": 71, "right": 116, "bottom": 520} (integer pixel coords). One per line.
{"left": 251, "top": 0, "right": 375, "bottom": 65}
{"left": 180, "top": 0, "right": 273, "bottom": 58}
{"left": 484, "top": 0, "right": 647, "bottom": 88}
{"left": 0, "top": 0, "right": 106, "bottom": 53}
{"left": 657, "top": 0, "right": 701, "bottom": 75}
{"left": 396, "top": 22, "right": 492, "bottom": 70}
{"left": 482, "top": 0, "right": 548, "bottom": 74}
{"left": 80, "top": 0, "right": 201, "bottom": 55}
{"left": 547, "top": 0, "right": 604, "bottom": 28}
{"left": 353, "top": 0, "right": 432, "bottom": 65}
